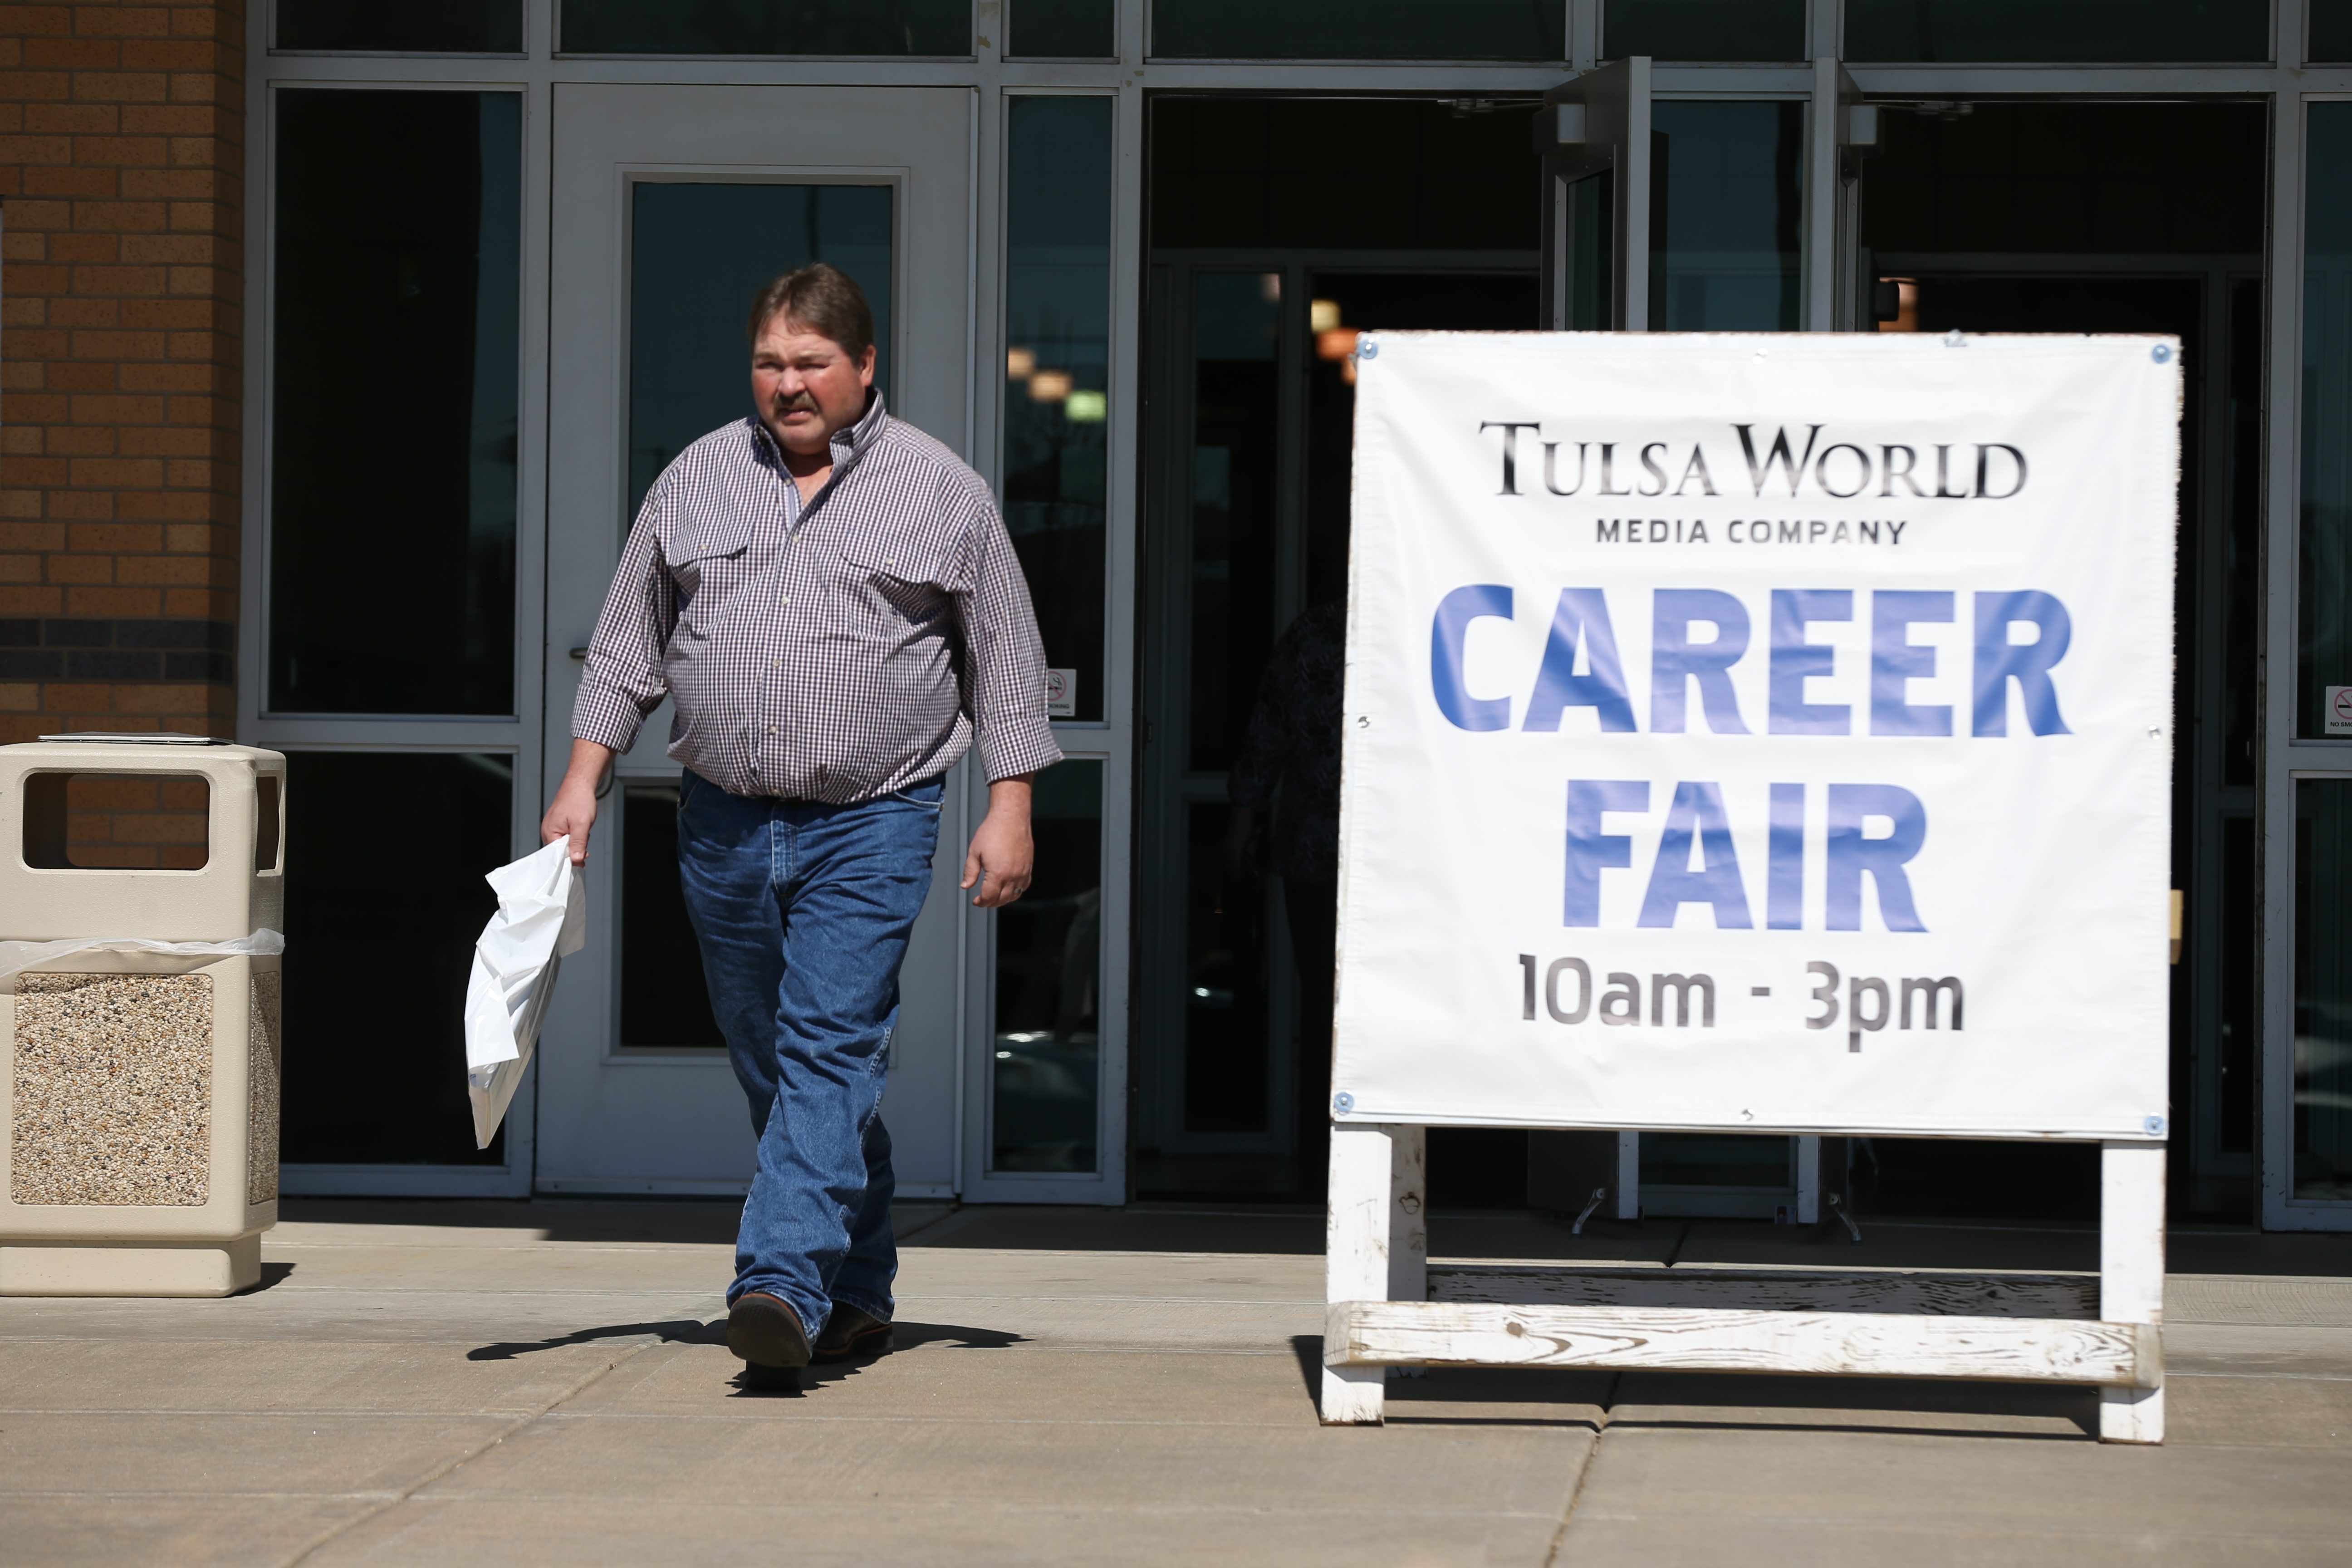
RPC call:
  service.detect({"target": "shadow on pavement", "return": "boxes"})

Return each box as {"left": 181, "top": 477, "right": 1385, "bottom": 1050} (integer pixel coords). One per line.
{"left": 232, "top": 1261, "right": 297, "bottom": 1295}
{"left": 467, "top": 1318, "right": 718, "bottom": 1360}
{"left": 1290, "top": 1335, "right": 1613, "bottom": 1427}
{"left": 468, "top": 1315, "right": 1031, "bottom": 1365}
{"left": 1603, "top": 1370, "right": 2101, "bottom": 1441}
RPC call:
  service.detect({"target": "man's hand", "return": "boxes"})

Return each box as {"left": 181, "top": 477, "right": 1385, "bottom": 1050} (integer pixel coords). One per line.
{"left": 962, "top": 774, "right": 1035, "bottom": 909}
{"left": 542, "top": 739, "right": 617, "bottom": 867}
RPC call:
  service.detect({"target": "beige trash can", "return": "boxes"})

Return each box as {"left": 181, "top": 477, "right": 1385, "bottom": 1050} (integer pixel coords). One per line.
{"left": 0, "top": 736, "right": 287, "bottom": 1297}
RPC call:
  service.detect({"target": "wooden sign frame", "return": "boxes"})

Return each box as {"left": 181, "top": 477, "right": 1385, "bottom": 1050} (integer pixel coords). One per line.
{"left": 1320, "top": 1124, "right": 2165, "bottom": 1443}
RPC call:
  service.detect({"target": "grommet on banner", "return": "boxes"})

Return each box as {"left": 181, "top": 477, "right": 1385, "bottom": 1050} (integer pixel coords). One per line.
{"left": 1943, "top": 328, "right": 1967, "bottom": 347}
{"left": 1333, "top": 1092, "right": 1355, "bottom": 1114}
{"left": 2151, "top": 343, "right": 2173, "bottom": 364}
{"left": 2144, "top": 1114, "right": 2166, "bottom": 1135}
{"left": 1357, "top": 339, "right": 1378, "bottom": 359}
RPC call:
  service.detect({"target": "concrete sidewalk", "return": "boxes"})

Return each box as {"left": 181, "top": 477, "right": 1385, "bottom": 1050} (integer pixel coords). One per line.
{"left": 2, "top": 1203, "right": 2348, "bottom": 1566}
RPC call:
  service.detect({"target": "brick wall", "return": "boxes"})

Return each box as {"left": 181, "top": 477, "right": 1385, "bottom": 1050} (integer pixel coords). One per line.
{"left": 0, "top": 0, "right": 244, "bottom": 745}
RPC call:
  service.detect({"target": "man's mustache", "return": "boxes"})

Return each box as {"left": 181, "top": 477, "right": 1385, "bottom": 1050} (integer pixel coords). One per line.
{"left": 770, "top": 390, "right": 821, "bottom": 414}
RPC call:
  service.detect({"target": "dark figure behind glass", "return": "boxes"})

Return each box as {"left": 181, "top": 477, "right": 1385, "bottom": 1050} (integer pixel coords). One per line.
{"left": 1225, "top": 599, "right": 1347, "bottom": 1193}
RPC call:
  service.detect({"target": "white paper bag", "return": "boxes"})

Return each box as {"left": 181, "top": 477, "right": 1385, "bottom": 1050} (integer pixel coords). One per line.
{"left": 463, "top": 836, "right": 588, "bottom": 1149}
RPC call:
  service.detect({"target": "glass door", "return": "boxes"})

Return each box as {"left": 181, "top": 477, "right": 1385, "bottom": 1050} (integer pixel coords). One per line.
{"left": 534, "top": 83, "right": 976, "bottom": 1196}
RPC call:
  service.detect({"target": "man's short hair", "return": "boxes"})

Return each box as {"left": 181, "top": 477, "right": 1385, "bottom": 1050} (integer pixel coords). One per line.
{"left": 747, "top": 263, "right": 875, "bottom": 361}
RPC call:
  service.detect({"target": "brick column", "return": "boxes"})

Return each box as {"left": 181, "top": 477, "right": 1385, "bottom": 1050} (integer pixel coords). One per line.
{"left": 0, "top": 0, "right": 244, "bottom": 745}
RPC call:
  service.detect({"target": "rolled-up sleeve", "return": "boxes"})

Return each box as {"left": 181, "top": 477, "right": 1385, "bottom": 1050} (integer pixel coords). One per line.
{"left": 572, "top": 484, "right": 677, "bottom": 755}
{"left": 956, "top": 486, "right": 1064, "bottom": 782}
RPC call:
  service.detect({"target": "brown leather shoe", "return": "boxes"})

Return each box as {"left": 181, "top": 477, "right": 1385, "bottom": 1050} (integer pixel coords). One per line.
{"left": 812, "top": 1303, "right": 893, "bottom": 1363}
{"left": 727, "top": 1292, "right": 811, "bottom": 1369}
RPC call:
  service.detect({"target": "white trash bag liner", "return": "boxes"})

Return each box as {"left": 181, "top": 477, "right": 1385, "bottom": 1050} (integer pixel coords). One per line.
{"left": 463, "top": 836, "right": 587, "bottom": 1149}
{"left": 0, "top": 929, "right": 284, "bottom": 984}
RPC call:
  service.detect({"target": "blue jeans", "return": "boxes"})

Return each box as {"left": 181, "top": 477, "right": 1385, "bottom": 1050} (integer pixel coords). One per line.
{"left": 675, "top": 767, "right": 941, "bottom": 1337}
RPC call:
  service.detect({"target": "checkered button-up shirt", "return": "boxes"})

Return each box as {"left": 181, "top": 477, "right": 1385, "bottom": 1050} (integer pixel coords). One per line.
{"left": 572, "top": 392, "right": 1063, "bottom": 802}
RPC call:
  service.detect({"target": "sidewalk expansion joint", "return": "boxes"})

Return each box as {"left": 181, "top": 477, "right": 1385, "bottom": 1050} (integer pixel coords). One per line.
{"left": 268, "top": 1343, "right": 652, "bottom": 1568}
{"left": 1541, "top": 1369, "right": 1623, "bottom": 1566}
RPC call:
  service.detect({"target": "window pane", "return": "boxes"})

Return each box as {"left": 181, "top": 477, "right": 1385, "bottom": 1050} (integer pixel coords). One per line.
{"left": 2304, "top": 105, "right": 2352, "bottom": 736}
{"left": 1011, "top": 0, "right": 1113, "bottom": 56}
{"left": 993, "top": 759, "right": 1102, "bottom": 1171}
{"left": 1847, "top": 0, "right": 2269, "bottom": 61}
{"left": 629, "top": 184, "right": 893, "bottom": 525}
{"left": 1650, "top": 100, "right": 1801, "bottom": 331}
{"left": 1184, "top": 799, "right": 1268, "bottom": 1133}
{"left": 621, "top": 784, "right": 725, "bottom": 1049}
{"left": 2316, "top": 0, "right": 2352, "bottom": 60}
{"left": 1640, "top": 1132, "right": 1794, "bottom": 1189}
{"left": 1151, "top": 99, "right": 1540, "bottom": 253}
{"left": 1152, "top": 0, "right": 1563, "bottom": 59}
{"left": 281, "top": 752, "right": 511, "bottom": 1166}
{"left": 2225, "top": 277, "right": 2264, "bottom": 784}
{"left": 563, "top": 0, "right": 970, "bottom": 54}
{"left": 2219, "top": 813, "right": 2257, "bottom": 1156}
{"left": 1188, "top": 271, "right": 1281, "bottom": 773}
{"left": 1606, "top": 0, "right": 1805, "bottom": 60}
{"left": 2296, "top": 779, "right": 2352, "bottom": 1200}
{"left": 276, "top": 0, "right": 522, "bottom": 51}
{"left": 1004, "top": 98, "right": 1111, "bottom": 724}
{"left": 270, "top": 91, "right": 519, "bottom": 717}
{"left": 1566, "top": 171, "right": 1614, "bottom": 329}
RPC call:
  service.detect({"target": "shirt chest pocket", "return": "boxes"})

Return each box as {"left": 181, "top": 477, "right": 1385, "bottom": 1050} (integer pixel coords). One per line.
{"left": 671, "top": 522, "right": 762, "bottom": 632}
{"left": 839, "top": 541, "right": 953, "bottom": 625}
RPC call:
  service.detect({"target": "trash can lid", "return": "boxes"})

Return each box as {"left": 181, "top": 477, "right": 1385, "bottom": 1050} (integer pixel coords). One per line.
{"left": 35, "top": 733, "right": 234, "bottom": 745}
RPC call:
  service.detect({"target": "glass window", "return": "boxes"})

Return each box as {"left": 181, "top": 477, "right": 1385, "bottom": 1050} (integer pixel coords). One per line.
{"left": 1184, "top": 799, "right": 1269, "bottom": 1134}
{"left": 1151, "top": 0, "right": 1563, "bottom": 60}
{"left": 1188, "top": 271, "right": 1281, "bottom": 772}
{"left": 2296, "top": 779, "right": 2352, "bottom": 1200}
{"left": 1180, "top": 272, "right": 1282, "bottom": 1143}
{"left": 2225, "top": 277, "right": 2263, "bottom": 785}
{"left": 1650, "top": 100, "right": 1802, "bottom": 331}
{"left": 993, "top": 759, "right": 1103, "bottom": 1171}
{"left": 270, "top": 90, "right": 520, "bottom": 717}
{"left": 1847, "top": 0, "right": 2269, "bottom": 62}
{"left": 1640, "top": 1132, "right": 1794, "bottom": 1190}
{"left": 1564, "top": 171, "right": 1614, "bottom": 329}
{"left": 562, "top": 0, "right": 970, "bottom": 54}
{"left": 628, "top": 183, "right": 893, "bottom": 525}
{"left": 1606, "top": 0, "right": 1805, "bottom": 60}
{"left": 280, "top": 751, "right": 512, "bottom": 1166}
{"left": 2304, "top": 105, "right": 2352, "bottom": 736}
{"left": 2316, "top": 0, "right": 2352, "bottom": 60}
{"left": 1011, "top": 0, "right": 1113, "bottom": 56}
{"left": 2218, "top": 813, "right": 2257, "bottom": 1156}
{"left": 276, "top": 0, "right": 523, "bottom": 52}
{"left": 620, "top": 784, "right": 725, "bottom": 1049}
{"left": 1151, "top": 99, "right": 1540, "bottom": 253}
{"left": 1004, "top": 98, "right": 1112, "bottom": 724}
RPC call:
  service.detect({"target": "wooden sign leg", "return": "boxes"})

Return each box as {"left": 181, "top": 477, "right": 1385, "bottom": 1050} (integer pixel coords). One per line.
{"left": 1323, "top": 1121, "right": 1393, "bottom": 1425}
{"left": 2098, "top": 1139, "right": 2166, "bottom": 1444}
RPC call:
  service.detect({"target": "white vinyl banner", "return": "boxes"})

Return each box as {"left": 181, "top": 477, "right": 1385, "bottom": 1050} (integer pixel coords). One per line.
{"left": 1333, "top": 332, "right": 2178, "bottom": 1141}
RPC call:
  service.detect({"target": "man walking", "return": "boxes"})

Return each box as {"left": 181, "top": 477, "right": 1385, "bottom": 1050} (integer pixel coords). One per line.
{"left": 541, "top": 263, "right": 1060, "bottom": 1383}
